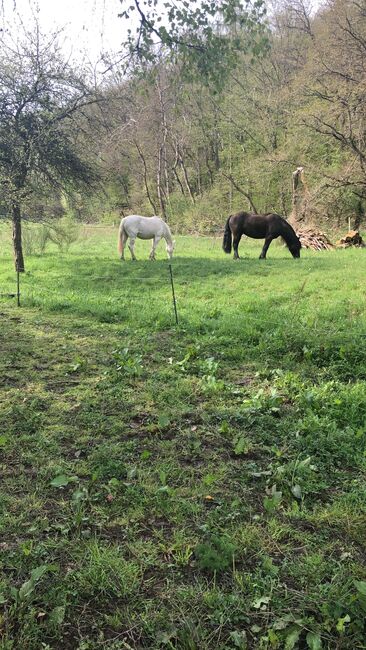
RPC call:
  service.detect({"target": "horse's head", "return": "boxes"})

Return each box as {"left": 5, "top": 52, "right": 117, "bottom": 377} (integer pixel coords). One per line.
{"left": 289, "top": 238, "right": 301, "bottom": 258}
{"left": 166, "top": 239, "right": 175, "bottom": 259}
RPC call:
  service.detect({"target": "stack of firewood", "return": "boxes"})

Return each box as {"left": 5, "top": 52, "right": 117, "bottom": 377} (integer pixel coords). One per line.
{"left": 296, "top": 227, "right": 334, "bottom": 251}
{"left": 336, "top": 230, "right": 364, "bottom": 248}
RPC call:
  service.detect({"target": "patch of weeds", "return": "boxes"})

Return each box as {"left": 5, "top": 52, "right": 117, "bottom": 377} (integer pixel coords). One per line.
{"left": 271, "top": 455, "right": 322, "bottom": 501}
{"left": 232, "top": 433, "right": 251, "bottom": 456}
{"left": 67, "top": 540, "right": 140, "bottom": 602}
{"left": 89, "top": 443, "right": 127, "bottom": 481}
{"left": 199, "top": 357, "right": 225, "bottom": 393}
{"left": 106, "top": 346, "right": 144, "bottom": 381}
{"left": 296, "top": 414, "right": 365, "bottom": 470}
{"left": 195, "top": 535, "right": 236, "bottom": 573}
{"left": 242, "top": 386, "right": 283, "bottom": 415}
{"left": 175, "top": 343, "right": 201, "bottom": 373}
{"left": 263, "top": 484, "right": 283, "bottom": 515}
{"left": 304, "top": 340, "right": 366, "bottom": 381}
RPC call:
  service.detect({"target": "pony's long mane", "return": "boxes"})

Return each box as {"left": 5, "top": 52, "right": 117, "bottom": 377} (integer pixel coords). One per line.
{"left": 277, "top": 216, "right": 300, "bottom": 249}
{"left": 163, "top": 221, "right": 173, "bottom": 242}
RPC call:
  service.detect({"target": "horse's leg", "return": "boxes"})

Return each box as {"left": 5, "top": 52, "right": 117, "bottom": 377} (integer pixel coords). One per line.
{"left": 149, "top": 236, "right": 161, "bottom": 260}
{"left": 259, "top": 236, "right": 274, "bottom": 259}
{"left": 128, "top": 237, "right": 137, "bottom": 261}
{"left": 120, "top": 231, "right": 128, "bottom": 260}
{"left": 233, "top": 233, "right": 242, "bottom": 259}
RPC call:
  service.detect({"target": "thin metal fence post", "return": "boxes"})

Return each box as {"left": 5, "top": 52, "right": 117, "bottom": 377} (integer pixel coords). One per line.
{"left": 17, "top": 269, "right": 20, "bottom": 307}
{"left": 168, "top": 264, "right": 178, "bottom": 325}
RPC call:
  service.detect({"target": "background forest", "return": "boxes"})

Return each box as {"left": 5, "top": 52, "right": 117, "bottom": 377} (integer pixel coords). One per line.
{"left": 1, "top": 0, "right": 366, "bottom": 236}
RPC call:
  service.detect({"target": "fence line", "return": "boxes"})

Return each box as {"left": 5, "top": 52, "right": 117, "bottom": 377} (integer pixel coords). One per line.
{"left": 1, "top": 267, "right": 366, "bottom": 338}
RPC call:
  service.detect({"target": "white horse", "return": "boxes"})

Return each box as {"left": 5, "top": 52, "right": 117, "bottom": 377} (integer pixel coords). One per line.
{"left": 118, "top": 215, "right": 175, "bottom": 261}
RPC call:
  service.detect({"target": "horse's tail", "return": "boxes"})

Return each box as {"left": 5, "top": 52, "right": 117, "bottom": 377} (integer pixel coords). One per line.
{"left": 117, "top": 219, "right": 125, "bottom": 255}
{"left": 222, "top": 217, "right": 232, "bottom": 254}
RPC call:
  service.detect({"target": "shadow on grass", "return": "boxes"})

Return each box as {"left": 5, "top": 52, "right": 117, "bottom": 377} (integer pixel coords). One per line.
{"left": 8, "top": 247, "right": 360, "bottom": 327}
{"left": 22, "top": 251, "right": 342, "bottom": 288}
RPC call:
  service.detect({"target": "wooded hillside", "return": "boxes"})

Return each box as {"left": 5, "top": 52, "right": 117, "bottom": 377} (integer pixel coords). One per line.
{"left": 1, "top": 0, "right": 365, "bottom": 234}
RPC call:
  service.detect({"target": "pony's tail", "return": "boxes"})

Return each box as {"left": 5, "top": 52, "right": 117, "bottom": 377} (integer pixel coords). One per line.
{"left": 117, "top": 219, "right": 125, "bottom": 255}
{"left": 222, "top": 217, "right": 232, "bottom": 254}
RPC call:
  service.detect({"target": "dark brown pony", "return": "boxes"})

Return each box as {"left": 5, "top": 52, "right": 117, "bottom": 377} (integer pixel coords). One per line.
{"left": 223, "top": 211, "right": 301, "bottom": 260}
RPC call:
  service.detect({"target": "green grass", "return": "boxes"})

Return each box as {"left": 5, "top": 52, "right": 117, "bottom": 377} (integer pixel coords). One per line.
{"left": 1, "top": 224, "right": 366, "bottom": 649}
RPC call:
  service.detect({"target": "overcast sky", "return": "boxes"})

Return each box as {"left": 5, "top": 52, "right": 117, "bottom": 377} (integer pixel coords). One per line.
{"left": 1, "top": 0, "right": 128, "bottom": 63}
{"left": 1, "top": 0, "right": 324, "bottom": 65}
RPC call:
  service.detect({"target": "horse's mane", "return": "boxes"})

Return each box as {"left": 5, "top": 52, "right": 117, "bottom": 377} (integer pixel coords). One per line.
{"left": 261, "top": 213, "right": 299, "bottom": 248}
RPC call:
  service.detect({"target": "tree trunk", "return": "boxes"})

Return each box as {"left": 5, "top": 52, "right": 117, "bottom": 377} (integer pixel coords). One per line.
{"left": 12, "top": 202, "right": 25, "bottom": 272}
{"left": 172, "top": 145, "right": 186, "bottom": 196}
{"left": 134, "top": 140, "right": 158, "bottom": 214}
{"left": 180, "top": 152, "right": 195, "bottom": 205}
{"left": 354, "top": 200, "right": 364, "bottom": 230}
{"left": 221, "top": 172, "right": 258, "bottom": 213}
{"left": 291, "top": 166, "right": 307, "bottom": 223}
{"left": 157, "top": 145, "right": 167, "bottom": 219}
{"left": 156, "top": 76, "right": 170, "bottom": 200}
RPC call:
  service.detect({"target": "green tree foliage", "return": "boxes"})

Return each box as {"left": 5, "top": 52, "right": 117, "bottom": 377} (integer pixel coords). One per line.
{"left": 120, "top": 0, "right": 269, "bottom": 86}
{"left": 0, "top": 27, "right": 100, "bottom": 270}
{"left": 96, "top": 0, "right": 364, "bottom": 232}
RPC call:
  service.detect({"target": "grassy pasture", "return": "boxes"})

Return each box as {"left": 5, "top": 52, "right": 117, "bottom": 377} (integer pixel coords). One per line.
{"left": 1, "top": 224, "right": 366, "bottom": 649}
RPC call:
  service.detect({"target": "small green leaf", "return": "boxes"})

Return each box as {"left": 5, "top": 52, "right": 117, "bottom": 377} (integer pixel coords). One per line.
{"left": 252, "top": 595, "right": 270, "bottom": 609}
{"left": 229, "top": 630, "right": 247, "bottom": 648}
{"left": 158, "top": 414, "right": 170, "bottom": 428}
{"left": 0, "top": 435, "right": 8, "bottom": 446}
{"left": 140, "top": 450, "right": 152, "bottom": 460}
{"left": 18, "top": 579, "right": 34, "bottom": 601}
{"left": 291, "top": 483, "right": 302, "bottom": 500}
{"left": 284, "top": 625, "right": 301, "bottom": 649}
{"left": 234, "top": 435, "right": 249, "bottom": 456}
{"left": 272, "top": 615, "right": 293, "bottom": 631}
{"left": 157, "top": 485, "right": 170, "bottom": 494}
{"left": 71, "top": 488, "right": 88, "bottom": 504}
{"left": 49, "top": 605, "right": 66, "bottom": 626}
{"left": 268, "top": 629, "right": 279, "bottom": 644}
{"left": 263, "top": 489, "right": 282, "bottom": 513}
{"left": 355, "top": 580, "right": 366, "bottom": 596}
{"left": 306, "top": 631, "right": 323, "bottom": 649}
{"left": 10, "top": 586, "right": 18, "bottom": 601}
{"left": 250, "top": 624, "right": 261, "bottom": 634}
{"left": 30, "top": 564, "right": 49, "bottom": 582}
{"left": 18, "top": 564, "right": 57, "bottom": 600}
{"left": 50, "top": 474, "right": 78, "bottom": 488}
{"left": 126, "top": 466, "right": 137, "bottom": 480}
{"left": 336, "top": 614, "right": 351, "bottom": 633}
{"left": 298, "top": 456, "right": 311, "bottom": 468}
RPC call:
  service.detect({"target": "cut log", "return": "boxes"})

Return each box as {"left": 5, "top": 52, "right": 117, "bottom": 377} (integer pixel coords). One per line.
{"left": 296, "top": 227, "right": 334, "bottom": 251}
{"left": 335, "top": 230, "right": 364, "bottom": 248}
